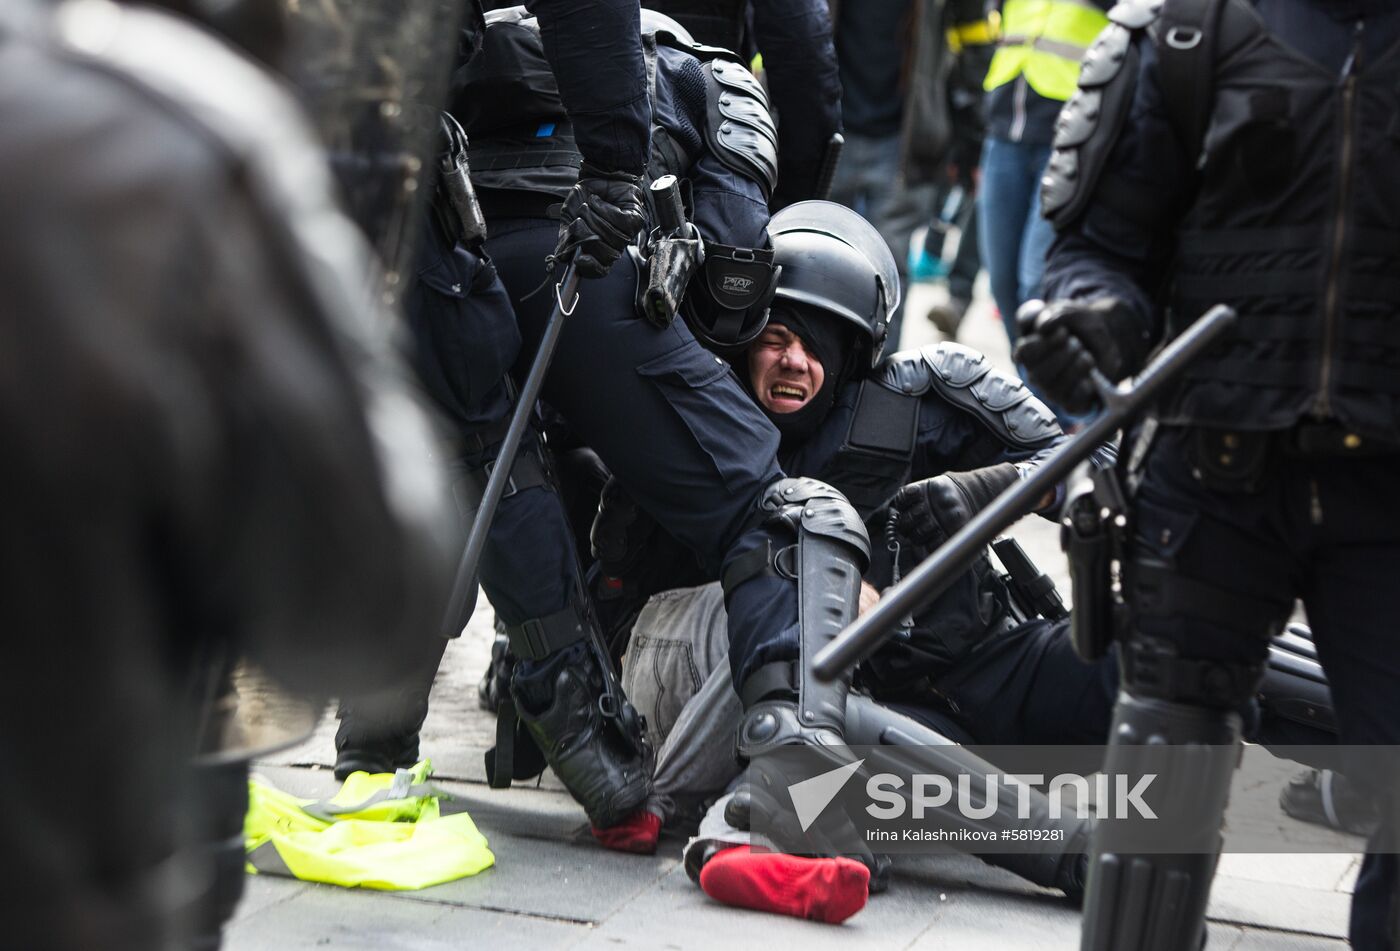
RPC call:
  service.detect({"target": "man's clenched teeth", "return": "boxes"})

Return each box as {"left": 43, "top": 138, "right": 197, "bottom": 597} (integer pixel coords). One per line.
{"left": 771, "top": 383, "right": 806, "bottom": 400}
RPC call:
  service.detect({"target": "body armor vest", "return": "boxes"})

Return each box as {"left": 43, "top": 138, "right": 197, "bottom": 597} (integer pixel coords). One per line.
{"left": 816, "top": 376, "right": 919, "bottom": 520}
{"left": 1167, "top": 1, "right": 1400, "bottom": 442}
{"left": 455, "top": 8, "right": 772, "bottom": 205}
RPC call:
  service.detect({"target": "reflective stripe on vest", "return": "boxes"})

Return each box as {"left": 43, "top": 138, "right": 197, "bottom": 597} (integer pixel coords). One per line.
{"left": 983, "top": 0, "right": 1107, "bottom": 101}
{"left": 946, "top": 17, "right": 999, "bottom": 54}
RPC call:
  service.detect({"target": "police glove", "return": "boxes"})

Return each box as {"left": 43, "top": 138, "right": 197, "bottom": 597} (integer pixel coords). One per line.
{"left": 1013, "top": 297, "right": 1149, "bottom": 415}
{"left": 894, "top": 463, "right": 1019, "bottom": 551}
{"left": 556, "top": 161, "right": 646, "bottom": 278}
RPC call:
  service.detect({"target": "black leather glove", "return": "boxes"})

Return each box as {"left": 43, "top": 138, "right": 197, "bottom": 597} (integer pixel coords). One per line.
{"left": 1013, "top": 297, "right": 1149, "bottom": 416}
{"left": 555, "top": 161, "right": 646, "bottom": 278}
{"left": 893, "top": 463, "right": 1019, "bottom": 551}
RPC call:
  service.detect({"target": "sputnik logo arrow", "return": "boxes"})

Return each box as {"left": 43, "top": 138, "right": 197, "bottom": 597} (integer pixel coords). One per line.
{"left": 787, "top": 758, "right": 865, "bottom": 832}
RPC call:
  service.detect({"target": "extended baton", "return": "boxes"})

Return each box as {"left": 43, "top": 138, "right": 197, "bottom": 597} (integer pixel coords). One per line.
{"left": 812, "top": 303, "right": 1238, "bottom": 681}
{"left": 813, "top": 133, "right": 844, "bottom": 201}
{"left": 440, "top": 262, "right": 581, "bottom": 637}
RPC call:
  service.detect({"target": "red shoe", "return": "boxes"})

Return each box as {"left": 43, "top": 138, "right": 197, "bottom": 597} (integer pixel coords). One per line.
{"left": 592, "top": 809, "right": 662, "bottom": 854}
{"left": 698, "top": 846, "right": 869, "bottom": 924}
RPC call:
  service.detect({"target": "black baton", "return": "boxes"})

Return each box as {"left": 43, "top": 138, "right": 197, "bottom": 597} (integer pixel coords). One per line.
{"left": 440, "top": 262, "right": 582, "bottom": 637}
{"left": 813, "top": 133, "right": 844, "bottom": 201}
{"left": 812, "top": 304, "right": 1238, "bottom": 681}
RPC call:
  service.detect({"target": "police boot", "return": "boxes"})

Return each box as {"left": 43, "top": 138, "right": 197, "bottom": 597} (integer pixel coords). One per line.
{"left": 477, "top": 626, "right": 512, "bottom": 713}
{"left": 1080, "top": 654, "right": 1257, "bottom": 951}
{"left": 334, "top": 637, "right": 446, "bottom": 781}
{"left": 1280, "top": 768, "right": 1380, "bottom": 837}
{"left": 727, "top": 479, "right": 884, "bottom": 884}
{"left": 497, "top": 592, "right": 652, "bottom": 830}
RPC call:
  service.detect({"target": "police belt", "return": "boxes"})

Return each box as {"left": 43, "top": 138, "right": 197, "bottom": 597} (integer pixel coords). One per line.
{"left": 1281, "top": 420, "right": 1400, "bottom": 458}
{"left": 476, "top": 188, "right": 563, "bottom": 221}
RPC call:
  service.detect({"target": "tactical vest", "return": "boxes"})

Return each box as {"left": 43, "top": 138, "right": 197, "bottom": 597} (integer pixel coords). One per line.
{"left": 813, "top": 343, "right": 1060, "bottom": 520}
{"left": 454, "top": 8, "right": 775, "bottom": 205}
{"left": 1166, "top": 1, "right": 1400, "bottom": 441}
{"left": 984, "top": 0, "right": 1108, "bottom": 101}
{"left": 813, "top": 344, "right": 1060, "bottom": 697}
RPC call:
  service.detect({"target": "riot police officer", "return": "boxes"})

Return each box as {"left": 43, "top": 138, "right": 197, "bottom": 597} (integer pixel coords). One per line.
{"left": 343, "top": 9, "right": 876, "bottom": 857}
{"left": 1020, "top": 1, "right": 1400, "bottom": 947}
{"left": 0, "top": 0, "right": 455, "bottom": 948}
{"left": 330, "top": 0, "right": 659, "bottom": 825}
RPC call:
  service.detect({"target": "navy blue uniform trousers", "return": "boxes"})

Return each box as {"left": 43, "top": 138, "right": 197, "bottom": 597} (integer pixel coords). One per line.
{"left": 1127, "top": 428, "right": 1400, "bottom": 949}
{"left": 414, "top": 214, "right": 804, "bottom": 686}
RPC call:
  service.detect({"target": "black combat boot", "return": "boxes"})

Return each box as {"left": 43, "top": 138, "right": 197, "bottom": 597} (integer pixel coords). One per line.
{"left": 509, "top": 641, "right": 652, "bottom": 829}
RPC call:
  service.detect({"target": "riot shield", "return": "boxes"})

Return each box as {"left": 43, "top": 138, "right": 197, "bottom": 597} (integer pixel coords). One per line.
{"left": 278, "top": 0, "right": 474, "bottom": 300}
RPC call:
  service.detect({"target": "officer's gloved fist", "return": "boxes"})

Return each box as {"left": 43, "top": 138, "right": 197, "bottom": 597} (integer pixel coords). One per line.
{"left": 1013, "top": 297, "right": 1148, "bottom": 415}
{"left": 556, "top": 161, "right": 646, "bottom": 278}
{"left": 893, "top": 463, "right": 1019, "bottom": 551}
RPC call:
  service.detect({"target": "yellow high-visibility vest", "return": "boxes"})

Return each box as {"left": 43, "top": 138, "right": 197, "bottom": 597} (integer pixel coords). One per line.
{"left": 983, "top": 0, "right": 1107, "bottom": 102}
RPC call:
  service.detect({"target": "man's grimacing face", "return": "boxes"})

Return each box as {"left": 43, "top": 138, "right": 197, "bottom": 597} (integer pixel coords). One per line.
{"left": 747, "top": 323, "right": 825, "bottom": 415}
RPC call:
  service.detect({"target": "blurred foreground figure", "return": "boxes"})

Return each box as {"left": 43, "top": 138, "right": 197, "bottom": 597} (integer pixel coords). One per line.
{"left": 0, "top": 1, "right": 453, "bottom": 948}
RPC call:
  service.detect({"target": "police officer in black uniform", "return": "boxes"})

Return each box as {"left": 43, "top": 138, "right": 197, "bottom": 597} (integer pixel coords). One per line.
{"left": 643, "top": 0, "right": 842, "bottom": 209}
{"left": 593, "top": 200, "right": 1121, "bottom": 757}
{"left": 344, "top": 8, "right": 875, "bottom": 853}
{"left": 0, "top": 0, "right": 455, "bottom": 948}
{"left": 1020, "top": 1, "right": 1400, "bottom": 947}
{"left": 333, "top": 0, "right": 661, "bottom": 829}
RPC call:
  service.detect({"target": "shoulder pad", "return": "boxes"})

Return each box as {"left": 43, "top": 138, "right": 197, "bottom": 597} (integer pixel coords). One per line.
{"left": 1041, "top": 8, "right": 1149, "bottom": 229}
{"left": 873, "top": 346, "right": 936, "bottom": 396}
{"left": 878, "top": 344, "right": 1060, "bottom": 449}
{"left": 702, "top": 59, "right": 778, "bottom": 200}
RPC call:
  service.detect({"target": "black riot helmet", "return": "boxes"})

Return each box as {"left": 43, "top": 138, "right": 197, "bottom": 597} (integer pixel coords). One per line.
{"left": 768, "top": 201, "right": 900, "bottom": 368}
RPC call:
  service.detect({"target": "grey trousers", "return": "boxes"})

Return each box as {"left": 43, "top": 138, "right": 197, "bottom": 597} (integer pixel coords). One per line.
{"left": 619, "top": 583, "right": 752, "bottom": 872}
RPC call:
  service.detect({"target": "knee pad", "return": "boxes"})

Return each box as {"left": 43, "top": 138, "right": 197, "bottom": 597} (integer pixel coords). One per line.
{"left": 722, "top": 478, "right": 871, "bottom": 597}
{"left": 1084, "top": 689, "right": 1244, "bottom": 951}
{"left": 726, "top": 478, "right": 870, "bottom": 734}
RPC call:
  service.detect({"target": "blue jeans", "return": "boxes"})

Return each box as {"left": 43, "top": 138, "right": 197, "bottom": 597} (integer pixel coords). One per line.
{"left": 978, "top": 137, "right": 1055, "bottom": 345}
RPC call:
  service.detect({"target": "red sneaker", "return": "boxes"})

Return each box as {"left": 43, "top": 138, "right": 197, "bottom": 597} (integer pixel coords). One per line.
{"left": 698, "top": 846, "right": 870, "bottom": 924}
{"left": 592, "top": 809, "right": 662, "bottom": 854}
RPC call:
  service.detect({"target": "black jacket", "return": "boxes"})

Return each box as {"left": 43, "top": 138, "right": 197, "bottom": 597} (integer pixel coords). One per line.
{"left": 0, "top": 5, "right": 451, "bottom": 948}
{"left": 1044, "top": 0, "right": 1400, "bottom": 439}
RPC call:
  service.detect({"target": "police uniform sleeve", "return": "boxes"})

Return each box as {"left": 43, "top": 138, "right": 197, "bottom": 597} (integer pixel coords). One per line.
{"left": 1039, "top": 0, "right": 1197, "bottom": 343}
{"left": 523, "top": 0, "right": 652, "bottom": 174}
{"left": 752, "top": 0, "right": 842, "bottom": 209}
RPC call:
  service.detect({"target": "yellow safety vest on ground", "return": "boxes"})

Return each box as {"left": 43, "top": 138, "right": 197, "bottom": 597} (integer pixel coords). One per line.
{"left": 983, "top": 0, "right": 1107, "bottom": 101}
{"left": 245, "top": 761, "right": 495, "bottom": 890}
